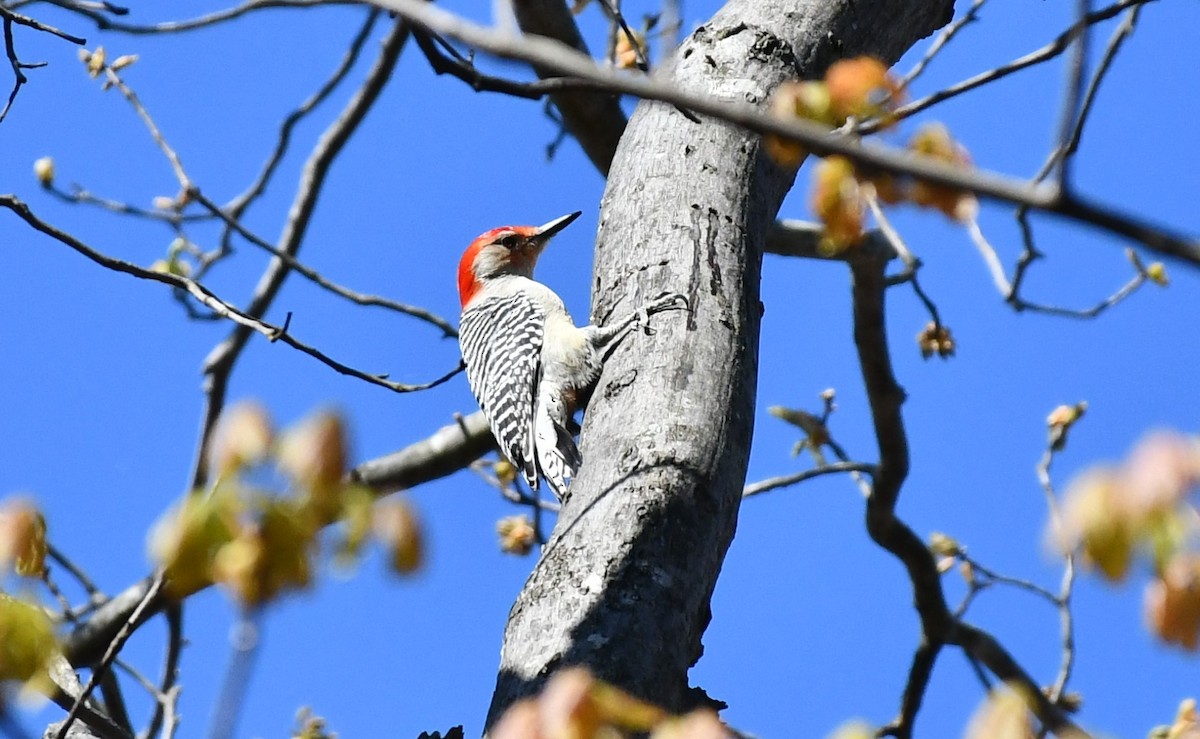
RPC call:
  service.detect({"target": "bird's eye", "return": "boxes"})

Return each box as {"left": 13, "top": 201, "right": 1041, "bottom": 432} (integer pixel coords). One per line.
{"left": 496, "top": 233, "right": 521, "bottom": 249}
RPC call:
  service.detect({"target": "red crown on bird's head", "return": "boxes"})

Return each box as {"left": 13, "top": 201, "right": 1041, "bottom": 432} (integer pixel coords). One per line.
{"left": 456, "top": 212, "right": 582, "bottom": 308}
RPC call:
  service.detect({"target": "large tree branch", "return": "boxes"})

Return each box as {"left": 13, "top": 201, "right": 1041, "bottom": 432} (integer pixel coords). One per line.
{"left": 350, "top": 411, "right": 494, "bottom": 493}
{"left": 483, "top": 0, "right": 954, "bottom": 727}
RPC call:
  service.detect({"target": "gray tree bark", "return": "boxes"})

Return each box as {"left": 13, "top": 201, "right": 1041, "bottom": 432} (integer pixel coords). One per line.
{"left": 486, "top": 0, "right": 953, "bottom": 728}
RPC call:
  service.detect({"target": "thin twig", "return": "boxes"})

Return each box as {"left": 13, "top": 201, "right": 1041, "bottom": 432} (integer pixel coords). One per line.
{"left": 875, "top": 0, "right": 1148, "bottom": 132}
{"left": 100, "top": 65, "right": 189, "bottom": 191}
{"left": 0, "top": 3, "right": 84, "bottom": 123}
{"left": 966, "top": 217, "right": 1150, "bottom": 318}
{"left": 1037, "top": 445, "right": 1078, "bottom": 705}
{"left": 49, "top": 543, "right": 102, "bottom": 596}
{"left": 412, "top": 28, "right": 609, "bottom": 99}
{"left": 594, "top": 0, "right": 650, "bottom": 72}
{"left": 47, "top": 183, "right": 210, "bottom": 225}
{"left": 55, "top": 574, "right": 165, "bottom": 739}
{"left": 114, "top": 657, "right": 160, "bottom": 697}
{"left": 190, "top": 189, "right": 458, "bottom": 336}
{"left": 897, "top": 0, "right": 988, "bottom": 90}
{"left": 0, "top": 195, "right": 462, "bottom": 394}
{"left": 742, "top": 461, "right": 876, "bottom": 498}
{"left": 865, "top": 192, "right": 944, "bottom": 330}
{"left": 221, "top": 8, "right": 380, "bottom": 235}
{"left": 41, "top": 0, "right": 356, "bottom": 34}
{"left": 1, "top": 15, "right": 27, "bottom": 123}
{"left": 0, "top": 5, "right": 86, "bottom": 42}
{"left": 1034, "top": 4, "right": 1141, "bottom": 184}
{"left": 42, "top": 569, "right": 79, "bottom": 625}
{"left": 143, "top": 601, "right": 183, "bottom": 739}
{"left": 958, "top": 552, "right": 1061, "bottom": 604}
{"left": 1009, "top": 5, "right": 1142, "bottom": 310}
{"left": 470, "top": 459, "right": 562, "bottom": 514}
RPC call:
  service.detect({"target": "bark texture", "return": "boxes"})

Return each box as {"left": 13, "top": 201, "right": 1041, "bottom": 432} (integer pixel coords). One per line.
{"left": 486, "top": 0, "right": 953, "bottom": 727}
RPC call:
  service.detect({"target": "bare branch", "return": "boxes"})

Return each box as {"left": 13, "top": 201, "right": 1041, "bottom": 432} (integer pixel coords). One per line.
{"left": 966, "top": 218, "right": 1151, "bottom": 318}
{"left": 43, "top": 177, "right": 457, "bottom": 335}
{"left": 897, "top": 0, "right": 988, "bottom": 90}
{"left": 37, "top": 0, "right": 358, "bottom": 35}
{"left": 0, "top": 195, "right": 459, "bottom": 394}
{"left": 97, "top": 64, "right": 189, "bottom": 191}
{"left": 0, "top": 5, "right": 86, "bottom": 42}
{"left": 593, "top": 0, "right": 650, "bottom": 72}
{"left": 1037, "top": 443, "right": 1079, "bottom": 705}
{"left": 222, "top": 8, "right": 380, "bottom": 226}
{"left": 142, "top": 602, "right": 183, "bottom": 739}
{"left": 0, "top": 6, "right": 85, "bottom": 123}
{"left": 953, "top": 623, "right": 1084, "bottom": 736}
{"left": 46, "top": 183, "right": 208, "bottom": 224}
{"left": 48, "top": 543, "right": 102, "bottom": 597}
{"left": 1, "top": 15, "right": 29, "bottom": 123}
{"left": 370, "top": 0, "right": 1199, "bottom": 266}
{"left": 350, "top": 410, "right": 494, "bottom": 493}
{"left": 849, "top": 255, "right": 1083, "bottom": 736}
{"left": 742, "top": 461, "right": 876, "bottom": 498}
{"left": 766, "top": 220, "right": 898, "bottom": 262}
{"left": 411, "top": 28, "right": 610, "bottom": 100}
{"left": 878, "top": 639, "right": 942, "bottom": 739}
{"left": 55, "top": 575, "right": 164, "bottom": 739}
{"left": 190, "top": 190, "right": 459, "bottom": 336}
{"left": 97, "top": 671, "right": 132, "bottom": 738}
{"left": 881, "top": 0, "right": 1148, "bottom": 130}
{"left": 192, "top": 17, "right": 409, "bottom": 490}
{"left": 957, "top": 552, "right": 1061, "bottom": 605}
{"left": 45, "top": 655, "right": 132, "bottom": 739}
{"left": 864, "top": 193, "right": 945, "bottom": 331}
{"left": 1008, "top": 5, "right": 1142, "bottom": 307}
{"left": 1040, "top": 4, "right": 1141, "bottom": 181}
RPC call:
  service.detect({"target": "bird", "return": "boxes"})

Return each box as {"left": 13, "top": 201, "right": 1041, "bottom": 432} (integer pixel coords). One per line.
{"left": 456, "top": 210, "right": 688, "bottom": 501}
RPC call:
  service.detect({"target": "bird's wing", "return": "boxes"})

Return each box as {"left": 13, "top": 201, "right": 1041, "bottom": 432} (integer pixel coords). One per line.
{"left": 459, "top": 293, "right": 544, "bottom": 490}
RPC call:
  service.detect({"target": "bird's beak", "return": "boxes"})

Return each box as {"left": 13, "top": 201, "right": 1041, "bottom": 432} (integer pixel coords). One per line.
{"left": 535, "top": 211, "right": 583, "bottom": 242}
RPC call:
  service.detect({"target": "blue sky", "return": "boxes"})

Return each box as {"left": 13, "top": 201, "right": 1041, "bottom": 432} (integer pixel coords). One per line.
{"left": 2, "top": 1, "right": 1198, "bottom": 737}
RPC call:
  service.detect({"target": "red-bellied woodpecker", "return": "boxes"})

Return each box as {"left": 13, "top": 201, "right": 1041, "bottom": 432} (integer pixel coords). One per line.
{"left": 457, "top": 211, "right": 688, "bottom": 502}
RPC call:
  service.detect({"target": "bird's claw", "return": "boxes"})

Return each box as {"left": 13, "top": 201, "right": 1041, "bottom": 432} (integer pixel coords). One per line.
{"left": 649, "top": 291, "right": 690, "bottom": 314}
{"left": 633, "top": 292, "right": 690, "bottom": 334}
{"left": 635, "top": 305, "right": 657, "bottom": 335}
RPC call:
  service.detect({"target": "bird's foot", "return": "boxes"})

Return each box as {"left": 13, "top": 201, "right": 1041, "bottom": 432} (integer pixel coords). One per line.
{"left": 634, "top": 292, "right": 689, "bottom": 333}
